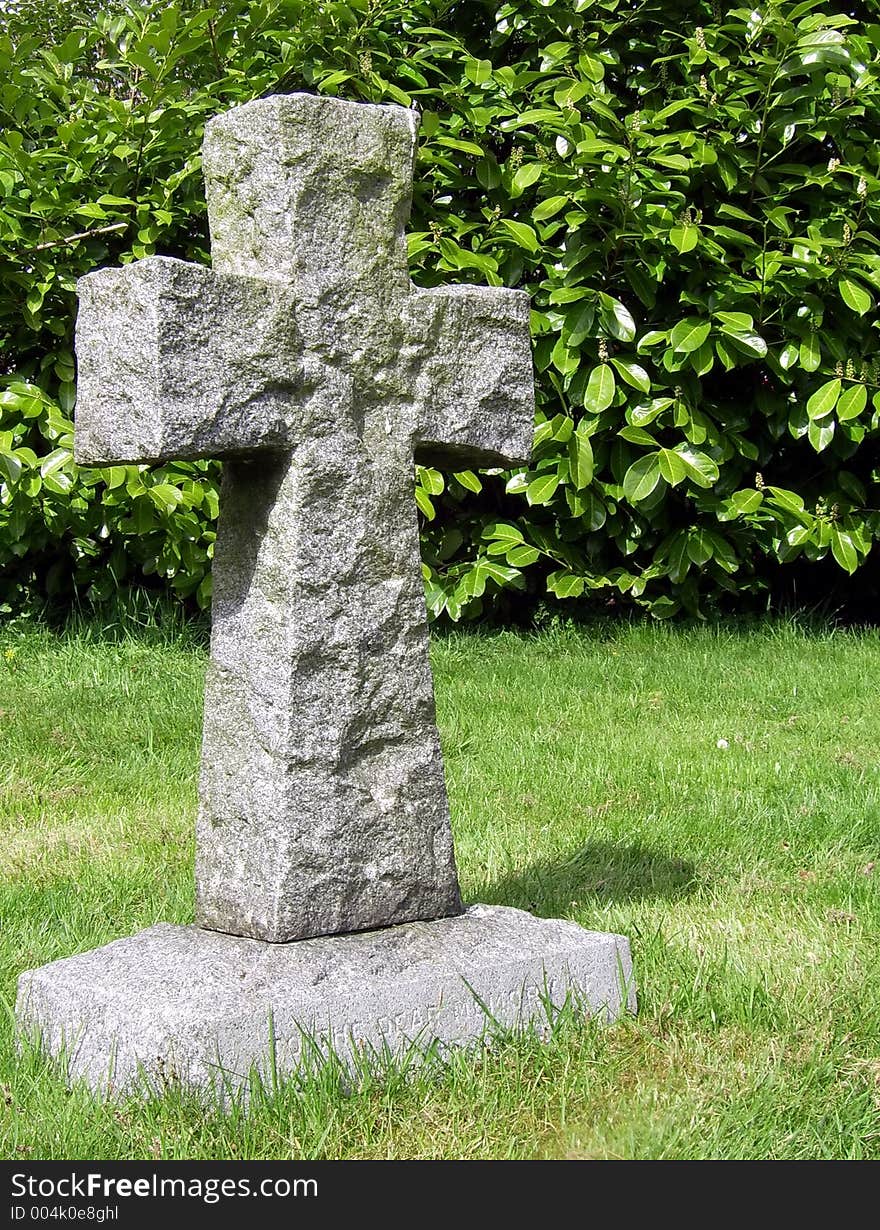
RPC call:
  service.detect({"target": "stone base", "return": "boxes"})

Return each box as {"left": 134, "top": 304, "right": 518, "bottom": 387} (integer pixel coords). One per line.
{"left": 16, "top": 905, "right": 635, "bottom": 1095}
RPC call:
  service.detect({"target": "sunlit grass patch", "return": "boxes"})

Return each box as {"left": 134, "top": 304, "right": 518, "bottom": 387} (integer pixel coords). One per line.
{"left": 1, "top": 618, "right": 877, "bottom": 1158}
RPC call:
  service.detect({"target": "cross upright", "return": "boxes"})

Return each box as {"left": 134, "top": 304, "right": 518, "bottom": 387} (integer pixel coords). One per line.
{"left": 75, "top": 93, "right": 534, "bottom": 944}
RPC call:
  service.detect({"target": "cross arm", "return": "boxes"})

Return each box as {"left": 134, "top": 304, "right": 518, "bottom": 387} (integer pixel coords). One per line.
{"left": 74, "top": 256, "right": 308, "bottom": 466}
{"left": 404, "top": 285, "right": 534, "bottom": 470}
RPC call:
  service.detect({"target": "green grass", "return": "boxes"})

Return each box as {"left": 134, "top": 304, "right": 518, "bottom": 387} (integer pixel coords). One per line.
{"left": 1, "top": 616, "right": 878, "bottom": 1159}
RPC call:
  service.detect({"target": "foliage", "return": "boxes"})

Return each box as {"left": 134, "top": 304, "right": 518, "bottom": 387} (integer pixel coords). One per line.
{"left": 1, "top": 0, "right": 880, "bottom": 617}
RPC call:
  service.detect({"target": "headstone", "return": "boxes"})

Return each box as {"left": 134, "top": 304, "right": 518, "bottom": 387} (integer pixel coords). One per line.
{"left": 17, "top": 94, "right": 634, "bottom": 1093}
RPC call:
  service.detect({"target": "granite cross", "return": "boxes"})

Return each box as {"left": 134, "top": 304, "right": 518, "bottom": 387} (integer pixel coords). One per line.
{"left": 75, "top": 94, "right": 534, "bottom": 943}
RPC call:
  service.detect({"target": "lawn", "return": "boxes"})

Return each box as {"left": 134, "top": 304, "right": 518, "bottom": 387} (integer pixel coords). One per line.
{"left": 0, "top": 617, "right": 878, "bottom": 1159}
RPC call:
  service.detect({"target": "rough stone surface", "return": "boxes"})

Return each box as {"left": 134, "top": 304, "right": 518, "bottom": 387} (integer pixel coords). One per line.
{"left": 16, "top": 906, "right": 635, "bottom": 1093}
{"left": 74, "top": 94, "right": 534, "bottom": 942}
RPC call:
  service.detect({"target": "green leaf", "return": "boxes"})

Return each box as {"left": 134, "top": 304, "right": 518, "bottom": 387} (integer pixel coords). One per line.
{"left": 583, "top": 363, "right": 616, "bottom": 412}
{"left": 687, "top": 528, "right": 714, "bottom": 567}
{"left": 548, "top": 414, "right": 574, "bottom": 442}
{"left": 623, "top": 453, "right": 662, "bottom": 502}
{"left": 477, "top": 560, "right": 520, "bottom": 587}
{"left": 781, "top": 45, "right": 852, "bottom": 74}
{"left": 465, "top": 57, "right": 492, "bottom": 84}
{"left": 0, "top": 452, "right": 22, "bottom": 484}
{"left": 106, "top": 467, "right": 127, "bottom": 491}
{"left": 415, "top": 486, "right": 435, "bottom": 519}
{"left": 670, "top": 318, "right": 711, "bottom": 353}
{"left": 807, "top": 378, "right": 841, "bottom": 421}
{"left": 42, "top": 470, "right": 72, "bottom": 495}
{"left": 39, "top": 448, "right": 70, "bottom": 478}
{"left": 511, "top": 162, "right": 542, "bottom": 197}
{"left": 651, "top": 153, "right": 690, "bottom": 171}
{"left": 567, "top": 427, "right": 594, "bottom": 489}
{"left": 526, "top": 473, "right": 560, "bottom": 505}
{"left": 831, "top": 526, "right": 859, "bottom": 574}
{"left": 549, "top": 288, "right": 592, "bottom": 305}
{"left": 837, "top": 384, "right": 868, "bottom": 421}
{"left": 676, "top": 448, "right": 719, "bottom": 487}
{"left": 577, "top": 51, "right": 604, "bottom": 81}
{"left": 454, "top": 470, "right": 482, "bottom": 493}
{"left": 658, "top": 448, "right": 687, "bottom": 486}
{"left": 563, "top": 304, "right": 595, "bottom": 348}
{"left": 501, "top": 109, "right": 561, "bottom": 131}
{"left": 689, "top": 339, "right": 714, "bottom": 376}
{"left": 438, "top": 238, "right": 497, "bottom": 275}
{"left": 637, "top": 330, "right": 668, "bottom": 351}
{"left": 547, "top": 569, "right": 585, "bottom": 598}
{"left": 196, "top": 574, "right": 212, "bottom": 608}
{"left": 436, "top": 136, "right": 485, "bottom": 157}
{"left": 551, "top": 337, "right": 579, "bottom": 376}
{"left": 74, "top": 202, "right": 108, "bottom": 220}
{"left": 705, "top": 530, "right": 737, "bottom": 572}
{"left": 610, "top": 357, "right": 651, "bottom": 393}
{"left": 483, "top": 521, "right": 523, "bottom": 545}
{"left": 714, "top": 312, "right": 755, "bottom": 332}
{"left": 838, "top": 472, "right": 866, "bottom": 503}
{"left": 731, "top": 488, "right": 764, "bottom": 514}
{"left": 796, "top": 30, "right": 846, "bottom": 49}
{"left": 505, "top": 473, "right": 529, "bottom": 496}
{"left": 498, "top": 219, "right": 539, "bottom": 252}
{"left": 766, "top": 487, "right": 806, "bottom": 516}
{"left": 619, "top": 426, "right": 657, "bottom": 446}
{"left": 419, "top": 467, "right": 444, "bottom": 495}
{"left": 626, "top": 269, "right": 657, "bottom": 311}
{"left": 808, "top": 418, "right": 835, "bottom": 452}
{"left": 461, "top": 564, "right": 487, "bottom": 599}
{"left": 722, "top": 329, "right": 768, "bottom": 358}
{"left": 532, "top": 195, "right": 568, "bottom": 221}
{"left": 598, "top": 295, "right": 636, "bottom": 342}
{"left": 476, "top": 156, "right": 502, "bottom": 190}
{"left": 0, "top": 386, "right": 45, "bottom": 418}
{"left": 799, "top": 334, "right": 821, "bottom": 372}
{"left": 148, "top": 483, "right": 185, "bottom": 512}
{"left": 662, "top": 532, "right": 690, "bottom": 583}
{"left": 436, "top": 529, "right": 464, "bottom": 561}
{"left": 669, "top": 225, "right": 699, "bottom": 253}
{"left": 506, "top": 544, "right": 539, "bottom": 567}
{"left": 717, "top": 204, "right": 759, "bottom": 224}
{"left": 630, "top": 398, "right": 674, "bottom": 426}
{"left": 648, "top": 596, "right": 682, "bottom": 620}
{"left": 839, "top": 277, "right": 873, "bottom": 316}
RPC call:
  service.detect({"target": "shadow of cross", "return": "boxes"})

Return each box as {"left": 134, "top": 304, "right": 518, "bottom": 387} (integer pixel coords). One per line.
{"left": 74, "top": 93, "right": 535, "bottom": 944}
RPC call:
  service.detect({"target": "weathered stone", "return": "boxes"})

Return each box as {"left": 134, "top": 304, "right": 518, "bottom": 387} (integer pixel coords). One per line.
{"left": 74, "top": 94, "right": 534, "bottom": 942}
{"left": 16, "top": 93, "right": 637, "bottom": 1096}
{"left": 16, "top": 906, "right": 635, "bottom": 1093}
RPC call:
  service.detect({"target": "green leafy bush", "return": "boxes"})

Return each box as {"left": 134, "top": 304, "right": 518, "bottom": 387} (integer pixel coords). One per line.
{"left": 2, "top": 0, "right": 879, "bottom": 618}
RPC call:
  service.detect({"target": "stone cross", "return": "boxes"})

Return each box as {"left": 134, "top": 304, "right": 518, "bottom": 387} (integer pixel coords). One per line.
{"left": 20, "top": 95, "right": 632, "bottom": 1093}
{"left": 75, "top": 93, "right": 534, "bottom": 943}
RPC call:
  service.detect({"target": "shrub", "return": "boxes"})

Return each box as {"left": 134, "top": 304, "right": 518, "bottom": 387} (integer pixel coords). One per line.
{"left": 1, "top": 0, "right": 878, "bottom": 618}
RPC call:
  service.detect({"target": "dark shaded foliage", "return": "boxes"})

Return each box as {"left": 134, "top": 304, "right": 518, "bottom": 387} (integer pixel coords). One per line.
{"left": 1, "top": 1, "right": 878, "bottom": 618}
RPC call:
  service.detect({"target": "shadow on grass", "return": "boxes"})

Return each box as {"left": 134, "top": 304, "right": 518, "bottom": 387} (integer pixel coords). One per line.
{"left": 478, "top": 841, "right": 700, "bottom": 914}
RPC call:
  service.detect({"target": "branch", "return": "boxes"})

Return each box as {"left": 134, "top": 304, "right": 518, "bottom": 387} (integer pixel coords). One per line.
{"left": 31, "top": 222, "right": 128, "bottom": 254}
